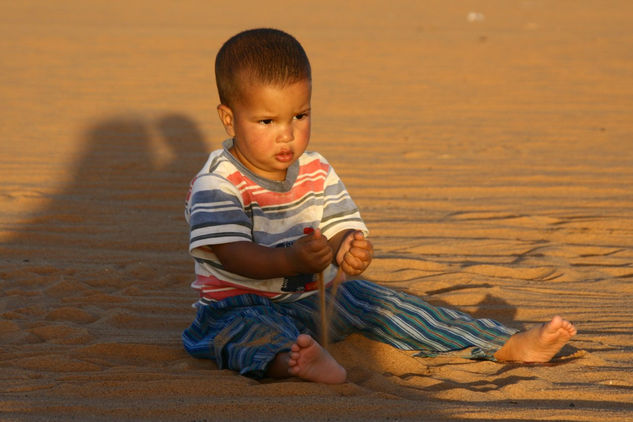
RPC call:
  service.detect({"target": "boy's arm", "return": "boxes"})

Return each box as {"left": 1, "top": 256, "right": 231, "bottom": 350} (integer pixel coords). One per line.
{"left": 210, "top": 229, "right": 333, "bottom": 279}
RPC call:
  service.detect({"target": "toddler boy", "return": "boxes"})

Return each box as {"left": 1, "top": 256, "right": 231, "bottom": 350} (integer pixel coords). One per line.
{"left": 182, "top": 28, "right": 576, "bottom": 384}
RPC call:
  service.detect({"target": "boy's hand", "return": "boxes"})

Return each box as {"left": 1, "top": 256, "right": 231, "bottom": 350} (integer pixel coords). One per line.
{"left": 289, "top": 228, "right": 333, "bottom": 274}
{"left": 337, "top": 231, "right": 373, "bottom": 276}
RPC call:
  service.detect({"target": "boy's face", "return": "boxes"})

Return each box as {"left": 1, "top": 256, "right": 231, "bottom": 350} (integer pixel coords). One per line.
{"left": 217, "top": 79, "right": 312, "bottom": 181}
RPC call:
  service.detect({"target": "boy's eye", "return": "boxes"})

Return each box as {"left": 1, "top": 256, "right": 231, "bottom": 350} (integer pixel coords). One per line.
{"left": 294, "top": 113, "right": 308, "bottom": 120}
{"left": 258, "top": 119, "right": 273, "bottom": 125}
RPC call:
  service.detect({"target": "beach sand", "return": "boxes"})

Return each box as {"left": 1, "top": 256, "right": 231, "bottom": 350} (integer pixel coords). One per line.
{"left": 1, "top": 1, "right": 633, "bottom": 420}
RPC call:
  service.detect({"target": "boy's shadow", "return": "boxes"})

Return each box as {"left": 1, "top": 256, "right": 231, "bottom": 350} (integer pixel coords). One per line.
{"left": 3, "top": 112, "right": 209, "bottom": 286}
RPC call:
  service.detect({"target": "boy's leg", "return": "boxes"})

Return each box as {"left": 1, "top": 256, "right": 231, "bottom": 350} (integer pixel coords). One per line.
{"left": 331, "top": 280, "right": 518, "bottom": 359}
{"left": 332, "top": 280, "right": 575, "bottom": 361}
{"left": 182, "top": 296, "right": 299, "bottom": 378}
{"left": 182, "top": 294, "right": 346, "bottom": 382}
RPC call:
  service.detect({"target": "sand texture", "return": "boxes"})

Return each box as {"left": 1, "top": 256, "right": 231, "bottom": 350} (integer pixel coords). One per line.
{"left": 2, "top": 1, "right": 633, "bottom": 420}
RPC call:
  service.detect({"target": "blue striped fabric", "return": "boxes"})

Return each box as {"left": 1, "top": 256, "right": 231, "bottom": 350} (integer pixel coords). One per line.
{"left": 182, "top": 280, "right": 518, "bottom": 378}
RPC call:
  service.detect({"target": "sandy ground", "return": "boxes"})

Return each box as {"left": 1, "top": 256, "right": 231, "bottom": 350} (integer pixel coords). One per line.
{"left": 2, "top": 1, "right": 633, "bottom": 420}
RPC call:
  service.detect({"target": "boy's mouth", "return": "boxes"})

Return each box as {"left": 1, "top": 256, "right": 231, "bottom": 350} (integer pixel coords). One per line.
{"left": 275, "top": 150, "right": 294, "bottom": 163}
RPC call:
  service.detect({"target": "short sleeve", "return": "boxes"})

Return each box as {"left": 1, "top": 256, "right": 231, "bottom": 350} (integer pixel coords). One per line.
{"left": 319, "top": 163, "right": 368, "bottom": 239}
{"left": 187, "top": 173, "right": 252, "bottom": 252}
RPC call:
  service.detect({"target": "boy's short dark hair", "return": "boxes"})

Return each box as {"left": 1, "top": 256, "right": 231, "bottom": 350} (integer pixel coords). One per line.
{"left": 215, "top": 28, "right": 311, "bottom": 107}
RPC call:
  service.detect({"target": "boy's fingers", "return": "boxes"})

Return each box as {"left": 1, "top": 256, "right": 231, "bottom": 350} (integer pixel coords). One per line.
{"left": 313, "top": 239, "right": 333, "bottom": 262}
{"left": 349, "top": 245, "right": 372, "bottom": 260}
{"left": 350, "top": 240, "right": 371, "bottom": 251}
{"left": 343, "top": 250, "right": 365, "bottom": 268}
{"left": 347, "top": 248, "right": 365, "bottom": 261}
{"left": 319, "top": 248, "right": 333, "bottom": 264}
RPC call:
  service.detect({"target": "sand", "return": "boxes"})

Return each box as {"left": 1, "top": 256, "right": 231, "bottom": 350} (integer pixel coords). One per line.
{"left": 1, "top": 1, "right": 633, "bottom": 420}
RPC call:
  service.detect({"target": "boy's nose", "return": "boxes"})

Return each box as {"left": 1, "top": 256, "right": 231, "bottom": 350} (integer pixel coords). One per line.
{"left": 277, "top": 125, "right": 294, "bottom": 143}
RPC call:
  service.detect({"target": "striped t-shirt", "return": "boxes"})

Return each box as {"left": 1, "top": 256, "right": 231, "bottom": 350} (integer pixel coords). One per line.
{"left": 185, "top": 139, "right": 368, "bottom": 305}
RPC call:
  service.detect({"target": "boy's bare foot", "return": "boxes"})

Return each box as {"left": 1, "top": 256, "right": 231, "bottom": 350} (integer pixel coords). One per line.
{"left": 287, "top": 334, "right": 347, "bottom": 384}
{"left": 494, "top": 315, "right": 577, "bottom": 363}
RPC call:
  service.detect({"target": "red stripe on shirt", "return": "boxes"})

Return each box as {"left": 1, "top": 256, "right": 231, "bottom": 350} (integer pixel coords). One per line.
{"left": 193, "top": 274, "right": 280, "bottom": 301}
{"left": 226, "top": 158, "right": 330, "bottom": 208}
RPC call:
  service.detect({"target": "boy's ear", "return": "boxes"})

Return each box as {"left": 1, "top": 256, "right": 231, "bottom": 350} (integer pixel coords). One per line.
{"left": 217, "top": 104, "right": 236, "bottom": 137}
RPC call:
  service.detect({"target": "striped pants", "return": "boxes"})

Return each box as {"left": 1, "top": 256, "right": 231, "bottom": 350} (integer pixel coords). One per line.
{"left": 182, "top": 280, "right": 518, "bottom": 378}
